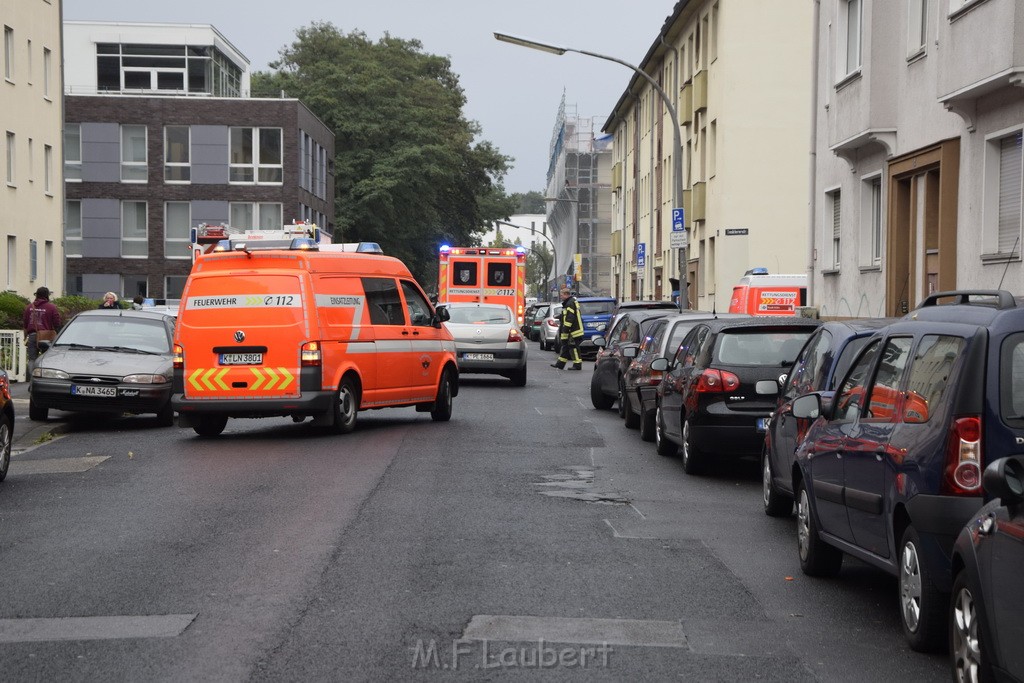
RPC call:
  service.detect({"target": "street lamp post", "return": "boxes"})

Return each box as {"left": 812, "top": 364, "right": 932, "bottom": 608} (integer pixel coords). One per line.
{"left": 495, "top": 31, "right": 689, "bottom": 309}
{"left": 494, "top": 219, "right": 559, "bottom": 297}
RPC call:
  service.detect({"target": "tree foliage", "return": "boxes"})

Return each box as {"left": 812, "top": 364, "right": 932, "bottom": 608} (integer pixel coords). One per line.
{"left": 252, "top": 23, "right": 517, "bottom": 286}
{"left": 508, "top": 191, "right": 547, "bottom": 215}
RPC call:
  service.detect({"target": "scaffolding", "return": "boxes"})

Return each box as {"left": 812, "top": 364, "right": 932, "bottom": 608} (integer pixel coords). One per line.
{"left": 545, "top": 96, "right": 612, "bottom": 296}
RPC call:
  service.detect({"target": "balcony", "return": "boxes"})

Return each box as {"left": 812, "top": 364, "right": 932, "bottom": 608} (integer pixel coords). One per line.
{"left": 693, "top": 70, "right": 708, "bottom": 113}
{"left": 691, "top": 181, "right": 706, "bottom": 222}
{"left": 680, "top": 82, "right": 693, "bottom": 125}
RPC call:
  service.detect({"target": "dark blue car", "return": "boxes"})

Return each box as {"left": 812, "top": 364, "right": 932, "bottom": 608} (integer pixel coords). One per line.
{"left": 576, "top": 296, "right": 616, "bottom": 358}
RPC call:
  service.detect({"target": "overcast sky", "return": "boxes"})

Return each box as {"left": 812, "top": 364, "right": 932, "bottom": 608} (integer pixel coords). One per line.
{"left": 65, "top": 0, "right": 677, "bottom": 194}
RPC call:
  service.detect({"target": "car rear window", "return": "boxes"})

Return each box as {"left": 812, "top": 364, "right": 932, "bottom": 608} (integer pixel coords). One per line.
{"left": 714, "top": 330, "right": 815, "bottom": 366}
{"left": 579, "top": 301, "right": 615, "bottom": 316}
{"left": 447, "top": 306, "right": 511, "bottom": 324}
{"left": 1001, "top": 333, "right": 1024, "bottom": 425}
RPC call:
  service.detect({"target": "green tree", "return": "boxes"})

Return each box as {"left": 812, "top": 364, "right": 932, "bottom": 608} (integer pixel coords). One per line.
{"left": 252, "top": 24, "right": 517, "bottom": 286}
{"left": 507, "top": 191, "right": 547, "bottom": 214}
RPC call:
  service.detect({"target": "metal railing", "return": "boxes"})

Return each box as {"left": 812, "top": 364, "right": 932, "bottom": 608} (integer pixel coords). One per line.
{"left": 0, "top": 330, "right": 29, "bottom": 382}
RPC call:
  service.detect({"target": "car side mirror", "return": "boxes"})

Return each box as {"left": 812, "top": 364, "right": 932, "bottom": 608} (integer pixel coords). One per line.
{"left": 791, "top": 393, "right": 822, "bottom": 419}
{"left": 37, "top": 340, "right": 52, "bottom": 353}
{"left": 982, "top": 455, "right": 1024, "bottom": 506}
{"left": 755, "top": 380, "right": 778, "bottom": 396}
{"left": 433, "top": 306, "right": 450, "bottom": 326}
{"left": 650, "top": 357, "right": 670, "bottom": 372}
{"left": 623, "top": 345, "right": 638, "bottom": 359}
{"left": 593, "top": 336, "right": 606, "bottom": 348}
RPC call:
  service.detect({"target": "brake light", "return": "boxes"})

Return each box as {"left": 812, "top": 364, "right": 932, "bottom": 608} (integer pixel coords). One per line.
{"left": 546, "top": 319, "right": 559, "bottom": 327}
{"left": 301, "top": 341, "right": 322, "bottom": 367}
{"left": 942, "top": 416, "right": 982, "bottom": 495}
{"left": 696, "top": 368, "right": 741, "bottom": 393}
{"left": 508, "top": 328, "right": 523, "bottom": 343}
{"left": 647, "top": 370, "right": 663, "bottom": 386}
{"left": 173, "top": 344, "right": 184, "bottom": 369}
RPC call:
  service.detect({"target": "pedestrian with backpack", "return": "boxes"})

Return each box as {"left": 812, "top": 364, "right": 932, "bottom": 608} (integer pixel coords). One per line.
{"left": 23, "top": 287, "right": 61, "bottom": 362}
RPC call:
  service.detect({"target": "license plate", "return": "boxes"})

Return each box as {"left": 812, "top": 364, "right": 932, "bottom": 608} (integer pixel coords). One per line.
{"left": 220, "top": 353, "right": 263, "bottom": 365}
{"left": 756, "top": 417, "right": 769, "bottom": 433}
{"left": 464, "top": 353, "right": 494, "bottom": 361}
{"left": 72, "top": 385, "right": 116, "bottom": 397}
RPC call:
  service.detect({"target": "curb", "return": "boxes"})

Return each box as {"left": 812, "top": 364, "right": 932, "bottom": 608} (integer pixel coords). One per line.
{"left": 10, "top": 397, "right": 69, "bottom": 456}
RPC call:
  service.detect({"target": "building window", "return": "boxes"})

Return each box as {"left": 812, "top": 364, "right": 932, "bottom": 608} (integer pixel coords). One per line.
{"left": 121, "top": 124, "right": 148, "bottom": 182}
{"left": 4, "top": 26, "right": 13, "bottom": 81}
{"left": 165, "top": 275, "right": 188, "bottom": 299}
{"left": 29, "top": 240, "right": 37, "bottom": 281}
{"left": 6, "top": 236, "right": 14, "bottom": 289}
{"left": 65, "top": 199, "right": 82, "bottom": 257}
{"left": 64, "top": 124, "right": 82, "bottom": 181}
{"left": 5, "top": 130, "right": 14, "bottom": 185}
{"left": 43, "top": 144, "right": 52, "bottom": 193}
{"left": 828, "top": 189, "right": 842, "bottom": 269}
{"left": 43, "top": 47, "right": 51, "bottom": 97}
{"left": 230, "top": 202, "right": 283, "bottom": 231}
{"left": 861, "top": 175, "right": 884, "bottom": 266}
{"left": 27, "top": 137, "right": 33, "bottom": 182}
{"left": 165, "top": 202, "right": 191, "bottom": 259}
{"left": 44, "top": 241, "right": 53, "bottom": 286}
{"left": 121, "top": 201, "right": 148, "bottom": 258}
{"left": 993, "top": 131, "right": 1023, "bottom": 256}
{"left": 96, "top": 43, "right": 242, "bottom": 96}
{"left": 122, "top": 276, "right": 148, "bottom": 298}
{"left": 230, "top": 127, "right": 283, "bottom": 184}
{"left": 26, "top": 39, "right": 32, "bottom": 83}
{"left": 908, "top": 0, "right": 928, "bottom": 56}
{"left": 839, "top": 0, "right": 862, "bottom": 79}
{"left": 164, "top": 126, "right": 190, "bottom": 182}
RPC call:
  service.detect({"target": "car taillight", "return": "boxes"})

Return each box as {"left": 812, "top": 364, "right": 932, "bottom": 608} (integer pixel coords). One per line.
{"left": 546, "top": 319, "right": 558, "bottom": 327}
{"left": 173, "top": 344, "right": 184, "bottom": 369}
{"left": 696, "top": 368, "right": 741, "bottom": 393}
{"left": 508, "top": 328, "right": 523, "bottom": 343}
{"left": 648, "top": 370, "right": 663, "bottom": 385}
{"left": 301, "top": 341, "right": 322, "bottom": 367}
{"left": 942, "top": 416, "right": 982, "bottom": 495}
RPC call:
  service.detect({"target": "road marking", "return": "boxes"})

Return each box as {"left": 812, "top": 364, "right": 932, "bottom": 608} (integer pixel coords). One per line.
{"left": 0, "top": 614, "right": 197, "bottom": 643}
{"left": 463, "top": 615, "right": 687, "bottom": 648}
{"left": 629, "top": 503, "right": 647, "bottom": 519}
{"left": 9, "top": 456, "right": 110, "bottom": 475}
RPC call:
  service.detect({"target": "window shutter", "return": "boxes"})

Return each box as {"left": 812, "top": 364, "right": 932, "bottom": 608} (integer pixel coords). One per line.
{"left": 832, "top": 192, "right": 842, "bottom": 238}
{"left": 998, "top": 131, "right": 1023, "bottom": 254}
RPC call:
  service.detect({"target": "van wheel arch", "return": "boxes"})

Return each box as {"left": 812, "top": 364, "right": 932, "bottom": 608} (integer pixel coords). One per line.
{"left": 332, "top": 372, "right": 361, "bottom": 435}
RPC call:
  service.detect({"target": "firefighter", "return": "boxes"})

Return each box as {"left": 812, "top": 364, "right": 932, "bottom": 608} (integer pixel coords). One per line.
{"left": 551, "top": 287, "right": 583, "bottom": 370}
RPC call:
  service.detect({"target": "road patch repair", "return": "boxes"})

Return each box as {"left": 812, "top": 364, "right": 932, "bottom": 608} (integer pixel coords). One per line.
{"left": 532, "top": 465, "right": 631, "bottom": 505}
{"left": 0, "top": 614, "right": 197, "bottom": 643}
{"left": 463, "top": 615, "right": 686, "bottom": 648}
{"left": 7, "top": 455, "right": 109, "bottom": 476}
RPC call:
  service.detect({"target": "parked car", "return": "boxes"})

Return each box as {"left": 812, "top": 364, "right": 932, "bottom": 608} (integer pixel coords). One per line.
{"left": 0, "top": 368, "right": 12, "bottom": 482}
{"left": 442, "top": 302, "right": 528, "bottom": 386}
{"left": 949, "top": 455, "right": 1024, "bottom": 683}
{"left": 623, "top": 312, "right": 748, "bottom": 440}
{"left": 589, "top": 310, "right": 672, "bottom": 411}
{"left": 539, "top": 304, "right": 563, "bottom": 351}
{"left": 652, "top": 317, "right": 820, "bottom": 472}
{"left": 28, "top": 309, "right": 177, "bottom": 426}
{"left": 790, "top": 290, "right": 1024, "bottom": 652}
{"left": 762, "top": 319, "right": 893, "bottom": 517}
{"left": 527, "top": 304, "right": 550, "bottom": 342}
{"left": 576, "top": 296, "right": 617, "bottom": 358}
{"left": 523, "top": 303, "right": 545, "bottom": 339}
{"left": 612, "top": 300, "right": 680, "bottom": 315}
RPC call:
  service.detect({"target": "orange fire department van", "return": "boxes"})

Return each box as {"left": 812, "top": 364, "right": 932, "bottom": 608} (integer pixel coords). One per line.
{"left": 728, "top": 271, "right": 808, "bottom": 316}
{"left": 171, "top": 240, "right": 458, "bottom": 437}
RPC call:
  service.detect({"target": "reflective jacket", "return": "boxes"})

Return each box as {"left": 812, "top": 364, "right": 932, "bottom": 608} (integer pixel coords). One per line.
{"left": 559, "top": 296, "right": 584, "bottom": 340}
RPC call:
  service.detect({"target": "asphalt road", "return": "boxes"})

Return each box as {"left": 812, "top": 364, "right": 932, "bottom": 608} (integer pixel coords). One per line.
{"left": 0, "top": 351, "right": 946, "bottom": 681}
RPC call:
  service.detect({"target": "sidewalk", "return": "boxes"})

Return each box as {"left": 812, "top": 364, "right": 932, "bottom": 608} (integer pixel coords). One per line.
{"left": 7, "top": 380, "right": 68, "bottom": 456}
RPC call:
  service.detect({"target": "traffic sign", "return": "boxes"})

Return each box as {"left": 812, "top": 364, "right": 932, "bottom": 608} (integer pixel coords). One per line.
{"left": 672, "top": 208, "right": 685, "bottom": 231}
{"left": 637, "top": 243, "right": 646, "bottom": 267}
{"left": 670, "top": 231, "right": 687, "bottom": 249}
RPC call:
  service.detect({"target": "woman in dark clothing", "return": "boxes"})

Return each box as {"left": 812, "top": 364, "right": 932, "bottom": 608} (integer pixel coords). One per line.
{"left": 98, "top": 292, "right": 119, "bottom": 309}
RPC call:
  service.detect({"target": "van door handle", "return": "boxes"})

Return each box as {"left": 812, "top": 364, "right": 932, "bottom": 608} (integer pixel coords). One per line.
{"left": 412, "top": 330, "right": 420, "bottom": 336}
{"left": 402, "top": 330, "right": 410, "bottom": 336}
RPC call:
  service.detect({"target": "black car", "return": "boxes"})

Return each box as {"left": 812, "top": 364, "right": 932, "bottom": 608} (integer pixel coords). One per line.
{"left": 762, "top": 319, "right": 893, "bottom": 517}
{"left": 612, "top": 300, "right": 680, "bottom": 316}
{"left": 590, "top": 310, "right": 671, "bottom": 411}
{"left": 0, "top": 368, "right": 12, "bottom": 482}
{"left": 652, "top": 317, "right": 820, "bottom": 473}
{"left": 949, "top": 455, "right": 1024, "bottom": 683}
{"left": 623, "top": 312, "right": 748, "bottom": 439}
{"left": 29, "top": 309, "right": 177, "bottom": 425}
{"left": 791, "top": 290, "right": 1024, "bottom": 652}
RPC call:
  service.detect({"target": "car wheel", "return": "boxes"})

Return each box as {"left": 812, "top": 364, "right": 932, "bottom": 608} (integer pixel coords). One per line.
{"left": 28, "top": 398, "right": 48, "bottom": 422}
{"left": 0, "top": 413, "right": 11, "bottom": 482}
{"left": 155, "top": 401, "right": 175, "bottom": 428}
{"left": 950, "top": 570, "right": 991, "bottom": 682}
{"left": 763, "top": 447, "right": 793, "bottom": 517}
{"left": 796, "top": 480, "right": 843, "bottom": 577}
{"left": 193, "top": 415, "right": 228, "bottom": 437}
{"left": 680, "top": 417, "right": 703, "bottom": 475}
{"left": 430, "top": 369, "right": 454, "bottom": 422}
{"left": 616, "top": 377, "right": 628, "bottom": 419}
{"left": 333, "top": 376, "right": 360, "bottom": 434}
{"left": 509, "top": 367, "right": 527, "bottom": 387}
{"left": 623, "top": 391, "right": 640, "bottom": 429}
{"left": 655, "top": 406, "right": 677, "bottom": 457}
{"left": 639, "top": 407, "right": 656, "bottom": 442}
{"left": 590, "top": 377, "right": 615, "bottom": 410}
{"left": 899, "top": 525, "right": 948, "bottom": 652}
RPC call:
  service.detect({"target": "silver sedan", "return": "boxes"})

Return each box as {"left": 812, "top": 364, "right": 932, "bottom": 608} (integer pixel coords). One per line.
{"left": 442, "top": 303, "right": 528, "bottom": 387}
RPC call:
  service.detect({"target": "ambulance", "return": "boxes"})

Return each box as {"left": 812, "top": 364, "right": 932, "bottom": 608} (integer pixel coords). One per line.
{"left": 436, "top": 245, "right": 528, "bottom": 326}
{"left": 728, "top": 270, "right": 807, "bottom": 316}
{"left": 171, "top": 239, "right": 458, "bottom": 437}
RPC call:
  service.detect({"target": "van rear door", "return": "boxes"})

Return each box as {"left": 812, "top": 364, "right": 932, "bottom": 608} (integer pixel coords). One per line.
{"left": 179, "top": 273, "right": 308, "bottom": 400}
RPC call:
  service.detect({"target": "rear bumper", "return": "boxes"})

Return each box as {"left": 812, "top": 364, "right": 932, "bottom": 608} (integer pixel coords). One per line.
{"left": 171, "top": 366, "right": 331, "bottom": 418}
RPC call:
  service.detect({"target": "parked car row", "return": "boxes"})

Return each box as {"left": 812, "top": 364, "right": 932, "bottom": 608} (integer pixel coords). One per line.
{"left": 593, "top": 290, "right": 1024, "bottom": 680}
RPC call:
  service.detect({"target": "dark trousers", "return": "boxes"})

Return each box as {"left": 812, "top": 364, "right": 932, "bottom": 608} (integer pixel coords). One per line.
{"left": 556, "top": 337, "right": 582, "bottom": 366}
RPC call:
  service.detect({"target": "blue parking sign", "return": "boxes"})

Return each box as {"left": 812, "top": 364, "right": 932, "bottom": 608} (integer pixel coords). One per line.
{"left": 637, "top": 242, "right": 646, "bottom": 267}
{"left": 672, "top": 208, "right": 685, "bottom": 231}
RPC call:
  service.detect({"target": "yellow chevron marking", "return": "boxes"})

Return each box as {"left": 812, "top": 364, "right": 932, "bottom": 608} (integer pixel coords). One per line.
{"left": 188, "top": 369, "right": 206, "bottom": 392}
{"left": 264, "top": 367, "right": 279, "bottom": 391}
{"left": 245, "top": 296, "right": 264, "bottom": 306}
{"left": 277, "top": 367, "right": 294, "bottom": 390}
{"left": 201, "top": 368, "right": 218, "bottom": 391}
{"left": 214, "top": 368, "right": 230, "bottom": 391}
{"left": 250, "top": 367, "right": 265, "bottom": 391}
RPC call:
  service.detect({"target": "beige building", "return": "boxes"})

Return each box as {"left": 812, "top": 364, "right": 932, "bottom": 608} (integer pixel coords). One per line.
{"left": 604, "top": 0, "right": 813, "bottom": 309}
{"left": 1, "top": 0, "right": 64, "bottom": 298}
{"left": 813, "top": 0, "right": 1024, "bottom": 317}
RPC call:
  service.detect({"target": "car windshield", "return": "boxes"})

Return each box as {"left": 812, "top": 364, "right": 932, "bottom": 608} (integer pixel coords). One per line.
{"left": 55, "top": 317, "right": 171, "bottom": 354}
{"left": 579, "top": 301, "right": 615, "bottom": 316}
{"left": 447, "top": 306, "right": 511, "bottom": 325}
{"left": 714, "top": 330, "right": 814, "bottom": 366}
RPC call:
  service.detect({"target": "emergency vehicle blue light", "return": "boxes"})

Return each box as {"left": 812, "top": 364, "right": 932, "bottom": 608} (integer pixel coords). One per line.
{"left": 439, "top": 244, "right": 451, "bottom": 253}
{"left": 355, "top": 242, "right": 383, "bottom": 253}
{"left": 515, "top": 246, "right": 527, "bottom": 255}
{"left": 749, "top": 267, "right": 769, "bottom": 275}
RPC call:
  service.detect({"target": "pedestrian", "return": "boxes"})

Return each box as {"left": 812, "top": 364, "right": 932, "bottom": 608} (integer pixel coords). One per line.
{"left": 551, "top": 287, "right": 584, "bottom": 370}
{"left": 23, "top": 286, "right": 61, "bottom": 363}
{"left": 132, "top": 295, "right": 144, "bottom": 310}
{"left": 98, "top": 291, "right": 119, "bottom": 309}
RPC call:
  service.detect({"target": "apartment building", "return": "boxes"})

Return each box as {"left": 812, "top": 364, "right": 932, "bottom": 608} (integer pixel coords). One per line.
{"left": 63, "top": 22, "right": 334, "bottom": 299}
{"left": 1, "top": 0, "right": 64, "bottom": 298}
{"left": 604, "top": 0, "right": 813, "bottom": 309}
{"left": 813, "top": 0, "right": 1024, "bottom": 317}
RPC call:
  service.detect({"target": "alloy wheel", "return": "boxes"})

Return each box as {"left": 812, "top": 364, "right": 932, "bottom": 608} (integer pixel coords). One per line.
{"left": 797, "top": 488, "right": 811, "bottom": 562}
{"left": 900, "top": 540, "right": 924, "bottom": 632}
{"left": 763, "top": 456, "right": 773, "bottom": 508}
{"left": 951, "top": 582, "right": 981, "bottom": 683}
